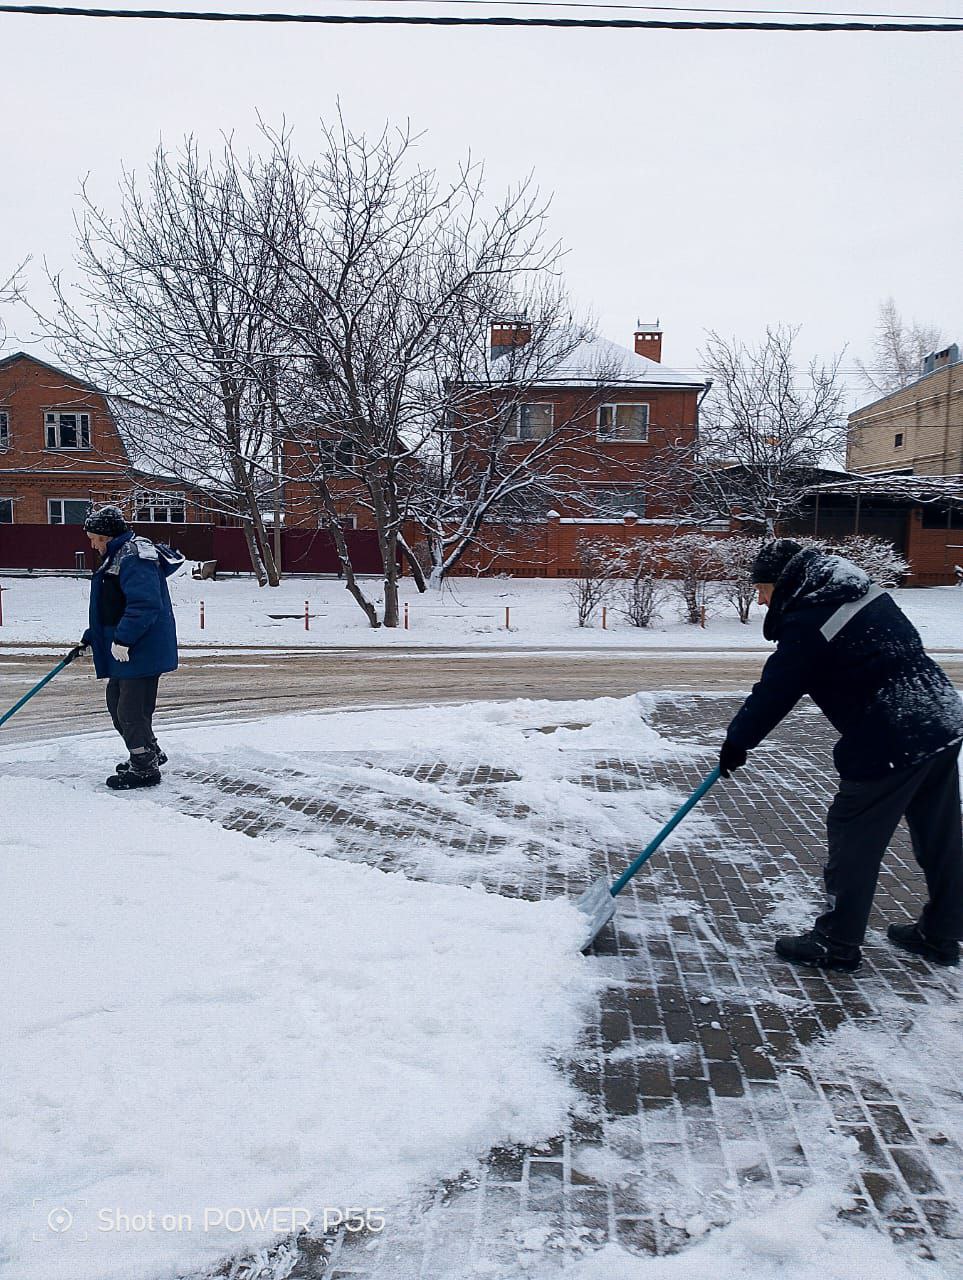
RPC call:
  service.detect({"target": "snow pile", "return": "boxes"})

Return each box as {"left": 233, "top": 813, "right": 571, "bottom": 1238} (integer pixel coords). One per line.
{"left": 0, "top": 777, "right": 600, "bottom": 1280}
{"left": 559, "top": 1185, "right": 927, "bottom": 1280}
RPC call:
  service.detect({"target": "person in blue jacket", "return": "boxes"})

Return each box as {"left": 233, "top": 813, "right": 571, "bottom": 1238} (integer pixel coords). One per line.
{"left": 719, "top": 539, "right": 963, "bottom": 972}
{"left": 80, "top": 506, "right": 183, "bottom": 790}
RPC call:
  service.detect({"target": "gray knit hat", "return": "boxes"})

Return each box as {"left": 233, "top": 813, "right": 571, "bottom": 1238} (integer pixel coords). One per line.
{"left": 83, "top": 505, "right": 129, "bottom": 537}
{"left": 750, "top": 538, "right": 803, "bottom": 585}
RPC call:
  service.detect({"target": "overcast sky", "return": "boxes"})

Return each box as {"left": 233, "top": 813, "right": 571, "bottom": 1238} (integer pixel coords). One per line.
{"left": 1, "top": 0, "right": 960, "bottom": 403}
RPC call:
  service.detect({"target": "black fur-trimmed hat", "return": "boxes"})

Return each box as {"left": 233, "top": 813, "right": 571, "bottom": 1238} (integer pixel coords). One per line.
{"left": 750, "top": 538, "right": 803, "bottom": 585}
{"left": 83, "top": 506, "right": 129, "bottom": 537}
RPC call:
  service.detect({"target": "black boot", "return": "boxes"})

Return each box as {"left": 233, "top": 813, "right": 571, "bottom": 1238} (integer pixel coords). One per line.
{"left": 775, "top": 928, "right": 861, "bottom": 972}
{"left": 106, "top": 755, "right": 162, "bottom": 790}
{"left": 115, "top": 746, "right": 167, "bottom": 774}
{"left": 887, "top": 921, "right": 959, "bottom": 967}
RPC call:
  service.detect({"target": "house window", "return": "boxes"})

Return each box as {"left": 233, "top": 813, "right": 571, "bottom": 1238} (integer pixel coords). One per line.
{"left": 0, "top": 498, "right": 12, "bottom": 523}
{"left": 506, "top": 403, "right": 554, "bottom": 440}
{"left": 598, "top": 403, "right": 649, "bottom": 442}
{"left": 45, "top": 411, "right": 91, "bottom": 449}
{"left": 0, "top": 410, "right": 9, "bottom": 447}
{"left": 317, "top": 439, "right": 356, "bottom": 475}
{"left": 135, "top": 490, "right": 186, "bottom": 522}
{"left": 48, "top": 498, "right": 91, "bottom": 526}
{"left": 894, "top": 432, "right": 904, "bottom": 449}
{"left": 589, "top": 486, "right": 647, "bottom": 518}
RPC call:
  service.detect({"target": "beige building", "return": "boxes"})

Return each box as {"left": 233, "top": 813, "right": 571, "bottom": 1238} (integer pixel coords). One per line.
{"left": 847, "top": 345, "right": 963, "bottom": 476}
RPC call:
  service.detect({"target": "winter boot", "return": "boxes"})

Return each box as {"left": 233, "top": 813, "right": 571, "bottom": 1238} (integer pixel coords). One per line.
{"left": 775, "top": 928, "right": 861, "bottom": 973}
{"left": 106, "top": 754, "right": 162, "bottom": 790}
{"left": 115, "top": 746, "right": 167, "bottom": 774}
{"left": 887, "top": 921, "right": 959, "bottom": 967}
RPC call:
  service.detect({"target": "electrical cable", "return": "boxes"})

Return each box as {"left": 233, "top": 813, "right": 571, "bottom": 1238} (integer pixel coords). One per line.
{"left": 0, "top": 2, "right": 960, "bottom": 30}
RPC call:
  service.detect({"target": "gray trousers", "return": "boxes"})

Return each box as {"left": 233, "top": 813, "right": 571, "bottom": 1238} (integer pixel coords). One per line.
{"left": 816, "top": 742, "right": 963, "bottom": 946}
{"left": 105, "top": 676, "right": 160, "bottom": 755}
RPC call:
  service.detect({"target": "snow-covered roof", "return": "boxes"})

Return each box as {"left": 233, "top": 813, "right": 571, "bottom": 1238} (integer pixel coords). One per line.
{"left": 514, "top": 334, "right": 706, "bottom": 389}
{"left": 806, "top": 473, "right": 963, "bottom": 504}
{"left": 478, "top": 332, "right": 708, "bottom": 391}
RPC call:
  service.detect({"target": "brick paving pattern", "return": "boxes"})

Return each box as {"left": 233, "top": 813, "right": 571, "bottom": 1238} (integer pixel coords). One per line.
{"left": 136, "top": 695, "right": 962, "bottom": 1277}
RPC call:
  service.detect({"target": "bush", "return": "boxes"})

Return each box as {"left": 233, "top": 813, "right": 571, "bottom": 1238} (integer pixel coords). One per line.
{"left": 661, "top": 534, "right": 724, "bottom": 625}
{"left": 832, "top": 535, "right": 909, "bottom": 588}
{"left": 567, "top": 538, "right": 619, "bottom": 627}
{"left": 618, "top": 539, "right": 668, "bottom": 628}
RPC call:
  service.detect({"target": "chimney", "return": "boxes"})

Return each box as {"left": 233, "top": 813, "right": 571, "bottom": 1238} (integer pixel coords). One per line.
{"left": 490, "top": 318, "right": 532, "bottom": 355}
{"left": 634, "top": 319, "right": 662, "bottom": 363}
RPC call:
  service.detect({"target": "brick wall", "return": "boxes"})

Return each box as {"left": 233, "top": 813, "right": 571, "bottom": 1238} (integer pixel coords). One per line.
{"left": 0, "top": 354, "right": 209, "bottom": 525}
{"left": 847, "top": 362, "right": 963, "bottom": 476}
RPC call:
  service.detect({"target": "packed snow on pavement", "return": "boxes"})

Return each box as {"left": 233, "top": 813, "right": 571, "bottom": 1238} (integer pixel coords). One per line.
{"left": 0, "top": 572, "right": 960, "bottom": 651}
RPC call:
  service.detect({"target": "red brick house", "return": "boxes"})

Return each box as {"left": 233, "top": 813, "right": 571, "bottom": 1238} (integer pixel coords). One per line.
{"left": 0, "top": 352, "right": 211, "bottom": 527}
{"left": 282, "top": 322, "right": 710, "bottom": 569}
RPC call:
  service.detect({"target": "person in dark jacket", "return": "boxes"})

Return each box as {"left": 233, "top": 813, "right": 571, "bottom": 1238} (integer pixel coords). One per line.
{"left": 80, "top": 506, "right": 182, "bottom": 790}
{"left": 719, "top": 538, "right": 963, "bottom": 972}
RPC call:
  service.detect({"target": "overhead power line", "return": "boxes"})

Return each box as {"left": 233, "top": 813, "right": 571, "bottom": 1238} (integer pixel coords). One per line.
{"left": 0, "top": 2, "right": 960, "bottom": 30}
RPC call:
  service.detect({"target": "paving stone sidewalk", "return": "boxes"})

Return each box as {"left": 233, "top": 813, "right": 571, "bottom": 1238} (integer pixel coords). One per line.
{"left": 148, "top": 695, "right": 963, "bottom": 1277}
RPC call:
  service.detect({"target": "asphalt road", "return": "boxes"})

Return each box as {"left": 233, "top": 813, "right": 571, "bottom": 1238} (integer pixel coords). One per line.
{"left": 2, "top": 647, "right": 962, "bottom": 744}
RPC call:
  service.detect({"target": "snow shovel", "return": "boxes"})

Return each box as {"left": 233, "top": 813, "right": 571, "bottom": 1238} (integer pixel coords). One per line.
{"left": 0, "top": 645, "right": 85, "bottom": 730}
{"left": 576, "top": 766, "right": 721, "bottom": 951}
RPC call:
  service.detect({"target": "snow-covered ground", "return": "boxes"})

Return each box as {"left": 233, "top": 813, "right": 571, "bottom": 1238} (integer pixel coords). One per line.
{"left": 0, "top": 572, "right": 961, "bottom": 650}
{"left": 3, "top": 694, "right": 961, "bottom": 1280}
{"left": 0, "top": 781, "right": 598, "bottom": 1280}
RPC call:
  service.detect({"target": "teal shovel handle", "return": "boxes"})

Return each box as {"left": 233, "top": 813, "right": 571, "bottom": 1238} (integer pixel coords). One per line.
{"left": 0, "top": 646, "right": 83, "bottom": 729}
{"left": 610, "top": 766, "right": 721, "bottom": 897}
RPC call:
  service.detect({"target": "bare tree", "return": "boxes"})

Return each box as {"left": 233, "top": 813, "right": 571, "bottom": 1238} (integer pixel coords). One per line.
{"left": 857, "top": 298, "right": 945, "bottom": 396}
{"left": 43, "top": 142, "right": 289, "bottom": 585}
{"left": 683, "top": 325, "right": 848, "bottom": 536}
{"left": 0, "top": 259, "right": 28, "bottom": 350}
{"left": 258, "top": 116, "right": 614, "bottom": 624}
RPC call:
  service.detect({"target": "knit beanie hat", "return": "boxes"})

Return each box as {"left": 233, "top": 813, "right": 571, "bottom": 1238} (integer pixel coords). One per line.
{"left": 750, "top": 538, "right": 803, "bottom": 585}
{"left": 83, "top": 506, "right": 129, "bottom": 537}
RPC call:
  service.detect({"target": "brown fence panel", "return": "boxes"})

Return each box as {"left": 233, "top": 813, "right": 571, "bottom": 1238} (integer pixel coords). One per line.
{"left": 0, "top": 524, "right": 94, "bottom": 570}
{"left": 281, "top": 528, "right": 386, "bottom": 574}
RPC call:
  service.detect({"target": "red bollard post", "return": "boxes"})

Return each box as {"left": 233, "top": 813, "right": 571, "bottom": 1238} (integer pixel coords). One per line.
{"left": 404, "top": 601, "right": 409, "bottom": 630}
{"left": 199, "top": 600, "right": 205, "bottom": 630}
{"left": 505, "top": 605, "right": 510, "bottom": 629}
{"left": 305, "top": 600, "right": 310, "bottom": 631}
{"left": 602, "top": 606, "right": 607, "bottom": 630}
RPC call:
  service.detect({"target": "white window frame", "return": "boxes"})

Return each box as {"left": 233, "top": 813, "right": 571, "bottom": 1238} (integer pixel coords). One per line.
{"left": 48, "top": 498, "right": 92, "bottom": 526}
{"left": 0, "top": 497, "right": 13, "bottom": 523}
{"left": 894, "top": 432, "right": 904, "bottom": 450}
{"left": 0, "top": 410, "right": 9, "bottom": 447}
{"left": 134, "top": 490, "right": 186, "bottom": 523}
{"left": 505, "top": 402, "right": 555, "bottom": 441}
{"left": 45, "top": 410, "right": 92, "bottom": 450}
{"left": 597, "top": 402, "right": 649, "bottom": 443}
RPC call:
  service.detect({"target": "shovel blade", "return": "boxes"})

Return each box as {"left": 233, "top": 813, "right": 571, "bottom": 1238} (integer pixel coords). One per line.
{"left": 575, "top": 876, "right": 617, "bottom": 952}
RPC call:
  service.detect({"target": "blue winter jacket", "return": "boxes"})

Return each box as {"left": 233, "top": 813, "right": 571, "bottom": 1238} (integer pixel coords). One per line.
{"left": 727, "top": 548, "right": 963, "bottom": 781}
{"left": 83, "top": 532, "right": 181, "bottom": 680}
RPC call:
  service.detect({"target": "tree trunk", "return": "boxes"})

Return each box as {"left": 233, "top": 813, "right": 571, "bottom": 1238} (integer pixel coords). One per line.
{"left": 397, "top": 534, "right": 427, "bottom": 593}
{"left": 241, "top": 521, "right": 269, "bottom": 586}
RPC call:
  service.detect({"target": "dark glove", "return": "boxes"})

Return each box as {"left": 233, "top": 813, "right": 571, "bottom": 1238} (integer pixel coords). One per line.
{"left": 719, "top": 738, "right": 747, "bottom": 779}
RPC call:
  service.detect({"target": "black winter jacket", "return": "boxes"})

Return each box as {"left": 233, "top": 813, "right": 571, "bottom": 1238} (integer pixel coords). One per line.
{"left": 726, "top": 549, "right": 963, "bottom": 780}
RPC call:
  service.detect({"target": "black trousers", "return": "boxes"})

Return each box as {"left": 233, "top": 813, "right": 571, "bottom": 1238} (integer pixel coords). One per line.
{"left": 816, "top": 742, "right": 963, "bottom": 946}
{"left": 105, "top": 676, "right": 160, "bottom": 755}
